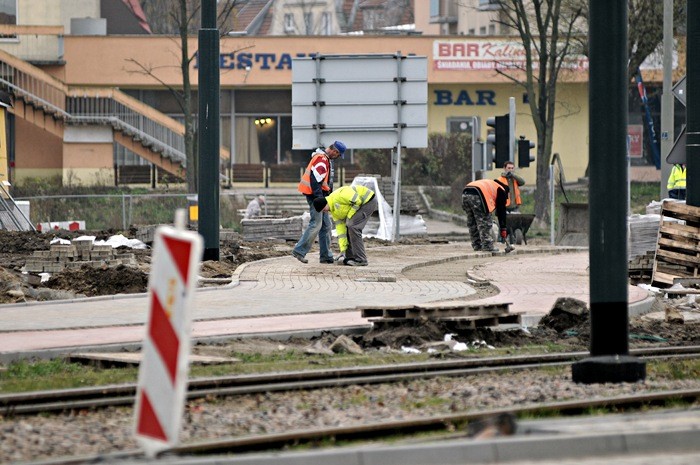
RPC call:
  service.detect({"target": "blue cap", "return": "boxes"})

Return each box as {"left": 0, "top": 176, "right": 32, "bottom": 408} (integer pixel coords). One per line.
{"left": 333, "top": 140, "right": 346, "bottom": 156}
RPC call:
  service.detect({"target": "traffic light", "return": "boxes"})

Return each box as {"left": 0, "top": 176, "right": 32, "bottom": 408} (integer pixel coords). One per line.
{"left": 486, "top": 114, "right": 510, "bottom": 169}
{"left": 518, "top": 136, "right": 535, "bottom": 168}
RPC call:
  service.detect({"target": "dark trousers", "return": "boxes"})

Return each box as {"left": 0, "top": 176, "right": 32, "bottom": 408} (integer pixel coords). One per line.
{"left": 669, "top": 188, "right": 686, "bottom": 200}
{"left": 345, "top": 195, "right": 378, "bottom": 263}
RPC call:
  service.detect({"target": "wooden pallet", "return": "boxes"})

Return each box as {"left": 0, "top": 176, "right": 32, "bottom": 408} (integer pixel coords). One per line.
{"left": 359, "top": 302, "right": 520, "bottom": 331}
{"left": 651, "top": 201, "right": 700, "bottom": 287}
{"left": 359, "top": 302, "right": 511, "bottom": 319}
{"left": 369, "top": 314, "right": 522, "bottom": 330}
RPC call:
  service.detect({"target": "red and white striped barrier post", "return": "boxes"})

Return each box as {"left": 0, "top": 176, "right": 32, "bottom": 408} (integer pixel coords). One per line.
{"left": 133, "top": 209, "right": 202, "bottom": 457}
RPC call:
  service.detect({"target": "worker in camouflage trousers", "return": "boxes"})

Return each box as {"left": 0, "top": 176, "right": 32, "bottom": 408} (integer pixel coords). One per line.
{"left": 462, "top": 178, "right": 509, "bottom": 253}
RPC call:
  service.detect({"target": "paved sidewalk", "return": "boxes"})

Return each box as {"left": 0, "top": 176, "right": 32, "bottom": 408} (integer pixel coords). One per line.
{"left": 0, "top": 234, "right": 653, "bottom": 357}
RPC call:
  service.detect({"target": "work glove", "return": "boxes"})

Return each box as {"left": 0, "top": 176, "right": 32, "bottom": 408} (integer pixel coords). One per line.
{"left": 505, "top": 171, "right": 513, "bottom": 178}
{"left": 500, "top": 229, "right": 508, "bottom": 241}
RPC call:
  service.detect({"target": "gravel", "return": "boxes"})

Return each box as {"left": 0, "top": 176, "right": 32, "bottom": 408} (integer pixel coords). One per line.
{"left": 2, "top": 367, "right": 700, "bottom": 463}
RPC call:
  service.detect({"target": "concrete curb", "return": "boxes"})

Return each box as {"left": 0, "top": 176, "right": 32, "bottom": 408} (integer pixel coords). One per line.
{"left": 150, "top": 426, "right": 700, "bottom": 465}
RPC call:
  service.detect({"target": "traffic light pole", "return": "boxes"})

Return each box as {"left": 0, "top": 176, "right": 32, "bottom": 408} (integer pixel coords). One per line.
{"left": 572, "top": 0, "right": 645, "bottom": 384}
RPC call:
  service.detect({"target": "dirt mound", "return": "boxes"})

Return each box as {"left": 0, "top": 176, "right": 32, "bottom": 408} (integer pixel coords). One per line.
{"left": 45, "top": 264, "right": 149, "bottom": 297}
{"left": 0, "top": 230, "right": 52, "bottom": 254}
{"left": 538, "top": 297, "right": 589, "bottom": 333}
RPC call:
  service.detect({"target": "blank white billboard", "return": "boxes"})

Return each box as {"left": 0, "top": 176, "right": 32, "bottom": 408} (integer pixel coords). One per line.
{"left": 292, "top": 54, "right": 428, "bottom": 150}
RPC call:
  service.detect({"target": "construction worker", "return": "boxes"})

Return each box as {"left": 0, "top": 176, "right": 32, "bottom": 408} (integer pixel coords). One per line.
{"left": 312, "top": 184, "right": 377, "bottom": 266}
{"left": 291, "top": 141, "right": 345, "bottom": 264}
{"left": 667, "top": 163, "right": 686, "bottom": 200}
{"left": 497, "top": 161, "right": 525, "bottom": 213}
{"left": 243, "top": 195, "right": 265, "bottom": 219}
{"left": 462, "top": 178, "right": 509, "bottom": 253}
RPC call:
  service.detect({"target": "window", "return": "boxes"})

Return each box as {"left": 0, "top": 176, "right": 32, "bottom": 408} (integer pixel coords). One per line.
{"left": 479, "top": 26, "right": 486, "bottom": 35}
{"left": 304, "top": 13, "right": 312, "bottom": 34}
{"left": 363, "top": 10, "right": 382, "bottom": 30}
{"left": 447, "top": 118, "right": 474, "bottom": 134}
{"left": 478, "top": 0, "right": 501, "bottom": 10}
{"left": 0, "top": 0, "right": 17, "bottom": 25}
{"left": 489, "top": 24, "right": 495, "bottom": 35}
{"left": 284, "top": 13, "right": 296, "bottom": 33}
{"left": 430, "top": 0, "right": 439, "bottom": 17}
{"left": 320, "top": 12, "right": 331, "bottom": 35}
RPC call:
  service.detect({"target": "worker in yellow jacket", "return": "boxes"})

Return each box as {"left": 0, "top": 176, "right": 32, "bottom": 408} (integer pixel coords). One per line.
{"left": 312, "top": 184, "right": 377, "bottom": 266}
{"left": 667, "top": 163, "right": 686, "bottom": 200}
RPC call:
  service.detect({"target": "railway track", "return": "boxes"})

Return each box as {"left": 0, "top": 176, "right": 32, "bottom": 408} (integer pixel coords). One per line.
{"left": 17, "top": 388, "right": 700, "bottom": 464}
{"left": 2, "top": 345, "right": 699, "bottom": 416}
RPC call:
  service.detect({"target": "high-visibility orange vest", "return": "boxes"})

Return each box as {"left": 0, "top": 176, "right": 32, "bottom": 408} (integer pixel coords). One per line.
{"left": 466, "top": 179, "right": 504, "bottom": 213}
{"left": 497, "top": 176, "right": 522, "bottom": 207}
{"left": 298, "top": 151, "right": 331, "bottom": 195}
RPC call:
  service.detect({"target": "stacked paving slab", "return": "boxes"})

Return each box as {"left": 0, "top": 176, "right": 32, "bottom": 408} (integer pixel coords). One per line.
{"left": 23, "top": 239, "right": 136, "bottom": 273}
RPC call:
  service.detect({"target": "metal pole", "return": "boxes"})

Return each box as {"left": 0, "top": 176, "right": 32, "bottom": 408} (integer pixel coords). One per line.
{"left": 122, "top": 193, "right": 126, "bottom": 230}
{"left": 660, "top": 0, "right": 674, "bottom": 199}
{"left": 572, "top": 0, "right": 645, "bottom": 384}
{"left": 549, "top": 165, "right": 554, "bottom": 245}
{"left": 198, "top": 0, "right": 220, "bottom": 260}
{"left": 392, "top": 52, "right": 405, "bottom": 242}
{"left": 687, "top": 0, "right": 700, "bottom": 207}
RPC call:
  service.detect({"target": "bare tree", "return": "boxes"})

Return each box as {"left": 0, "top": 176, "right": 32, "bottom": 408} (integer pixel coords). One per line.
{"left": 491, "top": 0, "right": 585, "bottom": 224}
{"left": 128, "top": 0, "right": 239, "bottom": 192}
{"left": 574, "top": 0, "right": 686, "bottom": 83}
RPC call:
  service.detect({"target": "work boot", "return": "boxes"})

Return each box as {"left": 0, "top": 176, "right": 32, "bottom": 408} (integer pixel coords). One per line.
{"left": 345, "top": 259, "right": 368, "bottom": 266}
{"left": 291, "top": 251, "right": 308, "bottom": 264}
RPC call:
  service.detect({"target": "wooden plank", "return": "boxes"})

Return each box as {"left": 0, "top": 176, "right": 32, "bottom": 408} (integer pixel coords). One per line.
{"left": 359, "top": 305, "right": 416, "bottom": 319}
{"left": 657, "top": 236, "right": 700, "bottom": 253}
{"left": 661, "top": 201, "right": 700, "bottom": 222}
{"left": 652, "top": 269, "right": 687, "bottom": 286}
{"left": 658, "top": 224, "right": 700, "bottom": 241}
{"left": 655, "top": 248, "right": 700, "bottom": 267}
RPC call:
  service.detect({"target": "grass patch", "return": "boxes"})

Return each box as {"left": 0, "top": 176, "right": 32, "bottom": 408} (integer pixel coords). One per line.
{"left": 0, "top": 359, "right": 139, "bottom": 392}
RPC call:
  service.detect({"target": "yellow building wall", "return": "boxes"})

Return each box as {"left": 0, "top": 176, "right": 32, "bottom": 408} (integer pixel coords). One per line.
{"left": 428, "top": 82, "right": 589, "bottom": 184}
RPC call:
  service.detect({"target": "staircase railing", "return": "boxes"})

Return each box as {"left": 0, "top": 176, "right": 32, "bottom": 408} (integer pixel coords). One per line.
{"left": 0, "top": 48, "right": 230, "bottom": 171}
{"left": 66, "top": 88, "right": 186, "bottom": 165}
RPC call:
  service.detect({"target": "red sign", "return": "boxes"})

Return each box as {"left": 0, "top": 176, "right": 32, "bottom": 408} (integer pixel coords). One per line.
{"left": 628, "top": 125, "right": 644, "bottom": 158}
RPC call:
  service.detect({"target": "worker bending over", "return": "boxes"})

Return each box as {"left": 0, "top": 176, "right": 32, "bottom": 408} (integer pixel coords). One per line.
{"left": 462, "top": 178, "right": 509, "bottom": 253}
{"left": 313, "top": 184, "right": 378, "bottom": 266}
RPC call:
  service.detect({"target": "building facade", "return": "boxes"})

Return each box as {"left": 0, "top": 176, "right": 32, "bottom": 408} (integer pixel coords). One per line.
{"left": 0, "top": 0, "right": 594, "bottom": 188}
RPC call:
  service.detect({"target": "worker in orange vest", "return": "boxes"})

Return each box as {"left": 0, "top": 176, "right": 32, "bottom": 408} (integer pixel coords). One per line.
{"left": 497, "top": 161, "right": 525, "bottom": 213}
{"left": 462, "top": 178, "right": 509, "bottom": 253}
{"left": 291, "top": 141, "right": 346, "bottom": 264}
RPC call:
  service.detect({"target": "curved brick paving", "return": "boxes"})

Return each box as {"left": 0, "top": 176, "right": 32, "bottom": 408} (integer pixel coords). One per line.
{"left": 0, "top": 244, "right": 652, "bottom": 354}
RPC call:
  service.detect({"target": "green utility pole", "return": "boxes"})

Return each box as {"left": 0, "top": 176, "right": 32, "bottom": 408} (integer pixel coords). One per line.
{"left": 572, "top": 0, "right": 645, "bottom": 384}
{"left": 688, "top": 0, "right": 700, "bottom": 207}
{"left": 660, "top": 0, "right": 674, "bottom": 199}
{"left": 198, "top": 0, "right": 220, "bottom": 261}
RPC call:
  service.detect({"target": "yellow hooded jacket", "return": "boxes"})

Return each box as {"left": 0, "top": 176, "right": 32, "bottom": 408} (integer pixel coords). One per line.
{"left": 325, "top": 185, "right": 375, "bottom": 253}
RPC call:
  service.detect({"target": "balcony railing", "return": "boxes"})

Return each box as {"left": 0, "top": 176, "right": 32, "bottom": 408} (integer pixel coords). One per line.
{"left": 0, "top": 25, "right": 64, "bottom": 64}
